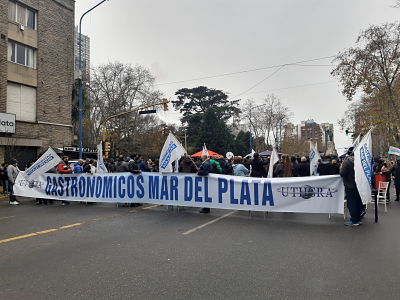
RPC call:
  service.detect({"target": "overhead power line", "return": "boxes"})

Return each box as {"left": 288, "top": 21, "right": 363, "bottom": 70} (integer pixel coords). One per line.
{"left": 154, "top": 55, "right": 335, "bottom": 86}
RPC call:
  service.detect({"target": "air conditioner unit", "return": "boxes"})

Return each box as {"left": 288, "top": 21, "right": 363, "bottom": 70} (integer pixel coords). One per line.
{"left": 19, "top": 24, "right": 25, "bottom": 31}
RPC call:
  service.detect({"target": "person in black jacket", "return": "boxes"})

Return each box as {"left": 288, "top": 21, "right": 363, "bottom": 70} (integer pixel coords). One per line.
{"left": 340, "top": 147, "right": 364, "bottom": 226}
{"left": 391, "top": 159, "right": 400, "bottom": 201}
{"left": 250, "top": 153, "right": 267, "bottom": 177}
{"left": 298, "top": 157, "right": 310, "bottom": 176}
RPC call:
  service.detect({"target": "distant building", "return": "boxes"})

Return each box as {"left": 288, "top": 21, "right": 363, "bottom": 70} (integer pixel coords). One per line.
{"left": 0, "top": 0, "right": 75, "bottom": 167}
{"left": 74, "top": 26, "right": 90, "bottom": 81}
{"left": 296, "top": 120, "right": 335, "bottom": 154}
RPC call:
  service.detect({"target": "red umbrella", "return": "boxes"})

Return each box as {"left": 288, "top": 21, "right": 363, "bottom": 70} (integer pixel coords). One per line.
{"left": 191, "top": 150, "right": 222, "bottom": 157}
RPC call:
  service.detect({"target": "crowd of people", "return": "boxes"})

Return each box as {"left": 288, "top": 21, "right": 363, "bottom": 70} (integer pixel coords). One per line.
{"left": 3, "top": 149, "right": 399, "bottom": 228}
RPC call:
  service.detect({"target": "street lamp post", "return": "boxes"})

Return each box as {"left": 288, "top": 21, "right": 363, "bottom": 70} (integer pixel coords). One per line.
{"left": 78, "top": 0, "right": 110, "bottom": 159}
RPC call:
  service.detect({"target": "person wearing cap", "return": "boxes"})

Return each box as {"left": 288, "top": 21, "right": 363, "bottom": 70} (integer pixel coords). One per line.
{"left": 57, "top": 156, "right": 72, "bottom": 206}
{"left": 340, "top": 147, "right": 364, "bottom": 226}
{"left": 7, "top": 158, "right": 20, "bottom": 205}
{"left": 391, "top": 158, "right": 400, "bottom": 201}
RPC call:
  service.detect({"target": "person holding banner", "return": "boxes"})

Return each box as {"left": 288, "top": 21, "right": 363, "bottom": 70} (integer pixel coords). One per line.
{"left": 7, "top": 159, "right": 20, "bottom": 205}
{"left": 391, "top": 158, "right": 400, "bottom": 201}
{"left": 57, "top": 156, "right": 72, "bottom": 206}
{"left": 340, "top": 148, "right": 364, "bottom": 226}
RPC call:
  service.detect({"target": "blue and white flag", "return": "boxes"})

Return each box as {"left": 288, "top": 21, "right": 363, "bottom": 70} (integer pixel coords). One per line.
{"left": 388, "top": 146, "right": 400, "bottom": 156}
{"left": 97, "top": 141, "right": 108, "bottom": 173}
{"left": 310, "top": 142, "right": 321, "bottom": 176}
{"left": 354, "top": 129, "right": 373, "bottom": 204}
{"left": 159, "top": 133, "right": 186, "bottom": 173}
{"left": 21, "top": 147, "right": 62, "bottom": 181}
{"left": 352, "top": 135, "right": 361, "bottom": 149}
{"left": 267, "top": 147, "right": 279, "bottom": 178}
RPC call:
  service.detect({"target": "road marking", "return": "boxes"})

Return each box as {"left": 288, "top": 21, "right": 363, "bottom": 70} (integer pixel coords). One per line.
{"left": 59, "top": 223, "right": 82, "bottom": 229}
{"left": 142, "top": 204, "right": 161, "bottom": 210}
{"left": 0, "top": 216, "right": 14, "bottom": 221}
{"left": 0, "top": 222, "right": 83, "bottom": 244}
{"left": 182, "top": 211, "right": 236, "bottom": 235}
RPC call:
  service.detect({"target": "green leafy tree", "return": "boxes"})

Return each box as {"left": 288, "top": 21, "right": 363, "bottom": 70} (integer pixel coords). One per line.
{"left": 173, "top": 86, "right": 240, "bottom": 154}
{"left": 233, "top": 131, "right": 251, "bottom": 156}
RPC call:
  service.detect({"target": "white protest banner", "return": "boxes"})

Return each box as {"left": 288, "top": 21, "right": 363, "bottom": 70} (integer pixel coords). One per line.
{"left": 159, "top": 132, "right": 186, "bottom": 173}
{"left": 310, "top": 142, "right": 321, "bottom": 176}
{"left": 22, "top": 147, "right": 61, "bottom": 181}
{"left": 267, "top": 147, "right": 279, "bottom": 178}
{"left": 354, "top": 129, "right": 373, "bottom": 204}
{"left": 97, "top": 141, "right": 108, "bottom": 173}
{"left": 352, "top": 135, "right": 361, "bottom": 149}
{"left": 14, "top": 173, "right": 344, "bottom": 214}
{"left": 388, "top": 146, "right": 400, "bottom": 156}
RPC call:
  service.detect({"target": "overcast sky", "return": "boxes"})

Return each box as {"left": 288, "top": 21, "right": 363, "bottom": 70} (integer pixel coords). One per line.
{"left": 75, "top": 0, "right": 399, "bottom": 153}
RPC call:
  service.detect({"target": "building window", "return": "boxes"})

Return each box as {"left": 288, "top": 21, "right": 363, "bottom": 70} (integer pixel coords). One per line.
{"left": 8, "top": 1, "right": 37, "bottom": 30}
{"left": 7, "top": 40, "right": 36, "bottom": 69}
{"left": 7, "top": 82, "right": 37, "bottom": 122}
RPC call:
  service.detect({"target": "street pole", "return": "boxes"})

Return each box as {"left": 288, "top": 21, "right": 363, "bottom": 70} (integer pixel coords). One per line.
{"left": 184, "top": 129, "right": 187, "bottom": 150}
{"left": 79, "top": 0, "right": 109, "bottom": 159}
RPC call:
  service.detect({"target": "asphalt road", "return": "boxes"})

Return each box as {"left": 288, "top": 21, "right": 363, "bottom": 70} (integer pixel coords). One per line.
{"left": 1, "top": 195, "right": 400, "bottom": 300}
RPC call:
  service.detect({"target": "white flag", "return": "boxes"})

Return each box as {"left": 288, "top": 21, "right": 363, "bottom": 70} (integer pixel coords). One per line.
{"left": 352, "top": 135, "right": 361, "bottom": 149}
{"left": 388, "top": 146, "right": 400, "bottom": 156}
{"left": 310, "top": 142, "right": 321, "bottom": 176}
{"left": 159, "top": 133, "right": 186, "bottom": 173}
{"left": 354, "top": 129, "right": 373, "bottom": 204}
{"left": 22, "top": 147, "right": 62, "bottom": 181}
{"left": 97, "top": 141, "right": 108, "bottom": 173}
{"left": 267, "top": 148, "right": 279, "bottom": 178}
{"left": 202, "top": 143, "right": 209, "bottom": 157}
{"left": 245, "top": 149, "right": 256, "bottom": 159}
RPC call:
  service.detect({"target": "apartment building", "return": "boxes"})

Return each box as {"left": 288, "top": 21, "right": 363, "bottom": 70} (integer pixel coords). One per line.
{"left": 0, "top": 0, "right": 74, "bottom": 167}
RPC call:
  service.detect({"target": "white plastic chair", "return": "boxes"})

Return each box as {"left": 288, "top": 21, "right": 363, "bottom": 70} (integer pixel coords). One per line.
{"left": 376, "top": 181, "right": 389, "bottom": 212}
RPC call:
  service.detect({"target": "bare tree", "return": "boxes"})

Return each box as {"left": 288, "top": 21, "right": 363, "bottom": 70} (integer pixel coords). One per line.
{"left": 89, "top": 62, "right": 164, "bottom": 155}
{"left": 331, "top": 22, "right": 400, "bottom": 135}
{"left": 241, "top": 94, "right": 292, "bottom": 151}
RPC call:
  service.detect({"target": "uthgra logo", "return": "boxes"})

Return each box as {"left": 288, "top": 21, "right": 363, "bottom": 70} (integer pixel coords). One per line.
{"left": 277, "top": 185, "right": 338, "bottom": 199}
{"left": 160, "top": 141, "right": 177, "bottom": 169}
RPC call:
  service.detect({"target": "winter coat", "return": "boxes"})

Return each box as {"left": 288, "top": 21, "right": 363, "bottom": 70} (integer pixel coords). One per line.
{"left": 250, "top": 159, "right": 266, "bottom": 177}
{"left": 197, "top": 159, "right": 222, "bottom": 176}
{"left": 115, "top": 160, "right": 129, "bottom": 172}
{"left": 298, "top": 162, "right": 310, "bottom": 177}
{"left": 7, "top": 164, "right": 20, "bottom": 184}
{"left": 57, "top": 162, "right": 72, "bottom": 174}
{"left": 233, "top": 164, "right": 250, "bottom": 176}
{"left": 179, "top": 157, "right": 197, "bottom": 173}
{"left": 73, "top": 162, "right": 83, "bottom": 174}
{"left": 392, "top": 163, "right": 400, "bottom": 186}
{"left": 340, "top": 157, "right": 357, "bottom": 189}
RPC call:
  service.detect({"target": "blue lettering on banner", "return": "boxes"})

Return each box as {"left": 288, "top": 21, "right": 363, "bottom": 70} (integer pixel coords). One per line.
{"left": 95, "top": 176, "right": 103, "bottom": 198}
{"left": 136, "top": 175, "right": 144, "bottom": 198}
{"left": 262, "top": 181, "right": 274, "bottom": 206}
{"left": 86, "top": 176, "right": 96, "bottom": 197}
{"left": 160, "top": 142, "right": 177, "bottom": 170}
{"left": 184, "top": 177, "right": 193, "bottom": 201}
{"left": 25, "top": 154, "right": 55, "bottom": 176}
{"left": 360, "top": 143, "right": 372, "bottom": 188}
{"left": 195, "top": 177, "right": 202, "bottom": 202}
{"left": 170, "top": 176, "right": 178, "bottom": 201}
{"left": 230, "top": 179, "right": 238, "bottom": 204}
{"left": 204, "top": 177, "right": 212, "bottom": 203}
{"left": 118, "top": 176, "right": 126, "bottom": 198}
{"left": 51, "top": 177, "right": 58, "bottom": 196}
{"left": 71, "top": 177, "right": 78, "bottom": 197}
{"left": 127, "top": 176, "right": 135, "bottom": 198}
{"left": 218, "top": 178, "right": 228, "bottom": 203}
{"left": 78, "top": 177, "right": 85, "bottom": 198}
{"left": 45, "top": 176, "right": 51, "bottom": 195}
{"left": 252, "top": 180, "right": 260, "bottom": 205}
{"left": 64, "top": 177, "right": 70, "bottom": 196}
{"left": 240, "top": 180, "right": 251, "bottom": 205}
{"left": 103, "top": 176, "right": 113, "bottom": 198}
{"left": 149, "top": 176, "right": 159, "bottom": 199}
{"left": 160, "top": 176, "right": 169, "bottom": 200}
{"left": 58, "top": 177, "right": 64, "bottom": 196}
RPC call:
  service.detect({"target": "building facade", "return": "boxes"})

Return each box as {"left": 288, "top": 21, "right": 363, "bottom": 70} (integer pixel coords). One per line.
{"left": 74, "top": 26, "right": 90, "bottom": 81}
{"left": 0, "top": 0, "right": 74, "bottom": 167}
{"left": 296, "top": 120, "right": 336, "bottom": 155}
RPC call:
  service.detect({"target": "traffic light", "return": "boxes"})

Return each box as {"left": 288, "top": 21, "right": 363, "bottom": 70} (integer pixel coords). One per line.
{"left": 345, "top": 129, "right": 349, "bottom": 136}
{"left": 104, "top": 142, "right": 111, "bottom": 159}
{"left": 162, "top": 98, "right": 169, "bottom": 111}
